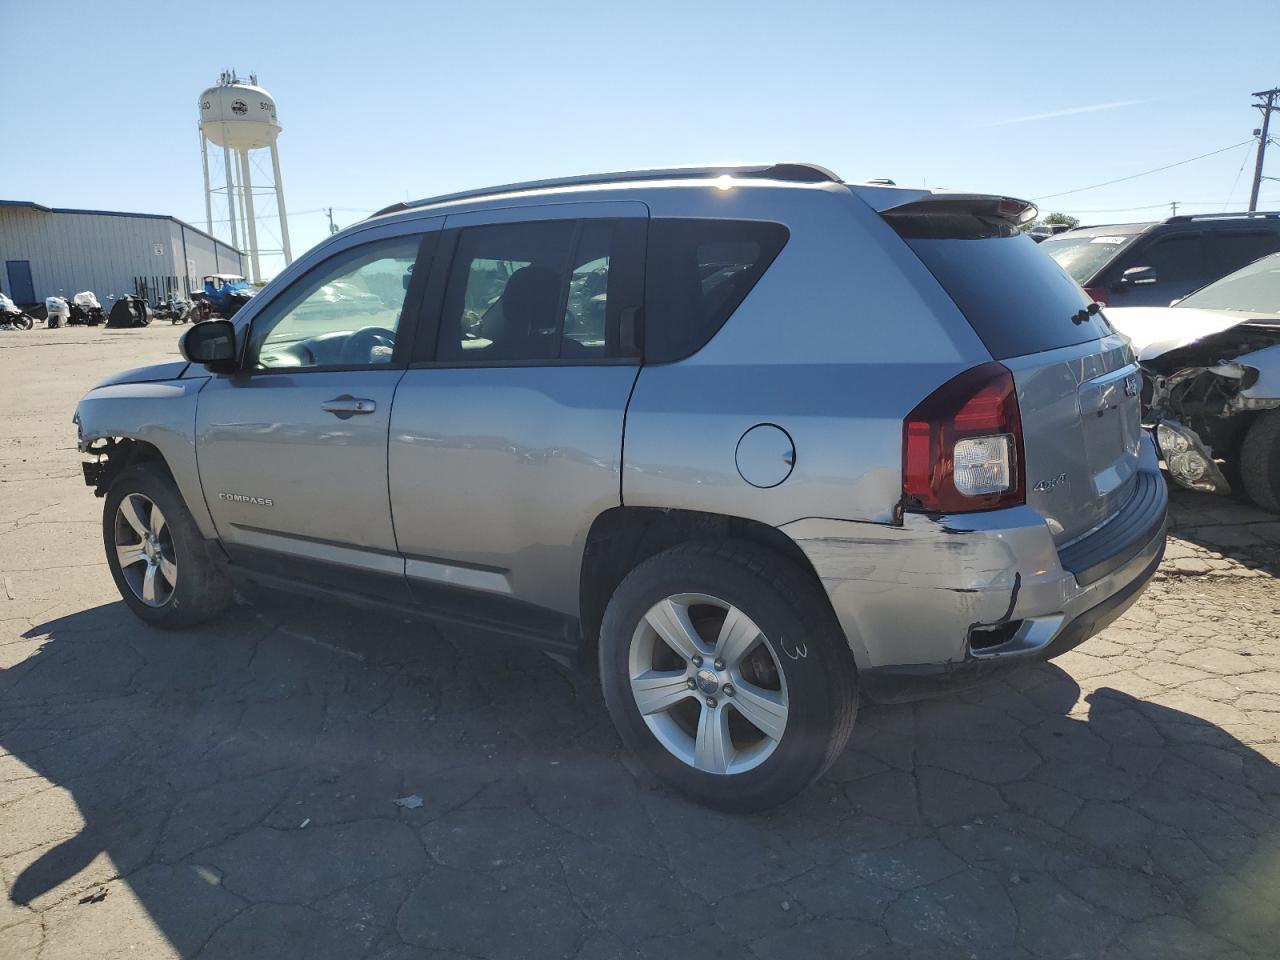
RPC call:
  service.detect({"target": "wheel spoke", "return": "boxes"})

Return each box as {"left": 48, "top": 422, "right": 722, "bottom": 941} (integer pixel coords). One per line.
{"left": 158, "top": 555, "right": 178, "bottom": 587}
{"left": 148, "top": 504, "right": 167, "bottom": 538}
{"left": 715, "top": 605, "right": 762, "bottom": 668}
{"left": 141, "top": 563, "right": 159, "bottom": 604}
{"left": 115, "top": 542, "right": 147, "bottom": 568}
{"left": 645, "top": 599, "right": 705, "bottom": 661}
{"left": 119, "top": 496, "right": 149, "bottom": 538}
{"left": 731, "top": 681, "right": 788, "bottom": 742}
{"left": 694, "top": 704, "right": 733, "bottom": 774}
{"left": 631, "top": 669, "right": 692, "bottom": 716}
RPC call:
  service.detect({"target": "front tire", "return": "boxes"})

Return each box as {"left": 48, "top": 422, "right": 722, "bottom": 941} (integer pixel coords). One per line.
{"left": 1240, "top": 410, "right": 1280, "bottom": 513}
{"left": 103, "top": 464, "right": 231, "bottom": 627}
{"left": 599, "top": 540, "right": 857, "bottom": 813}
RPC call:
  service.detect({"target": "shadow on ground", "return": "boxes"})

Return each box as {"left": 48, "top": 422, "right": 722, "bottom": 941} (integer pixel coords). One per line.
{"left": 3, "top": 583, "right": 1278, "bottom": 959}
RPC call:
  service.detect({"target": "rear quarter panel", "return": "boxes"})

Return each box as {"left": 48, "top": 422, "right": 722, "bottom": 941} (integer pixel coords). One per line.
{"left": 623, "top": 184, "right": 991, "bottom": 525}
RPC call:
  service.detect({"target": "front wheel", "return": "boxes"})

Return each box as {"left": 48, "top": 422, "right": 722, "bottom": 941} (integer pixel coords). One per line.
{"left": 103, "top": 464, "right": 231, "bottom": 627}
{"left": 1240, "top": 409, "right": 1280, "bottom": 513}
{"left": 599, "top": 540, "right": 857, "bottom": 812}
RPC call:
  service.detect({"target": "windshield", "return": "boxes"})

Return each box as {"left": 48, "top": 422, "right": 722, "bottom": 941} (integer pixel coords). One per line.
{"left": 1041, "top": 233, "right": 1135, "bottom": 283}
{"left": 1178, "top": 252, "right": 1280, "bottom": 314}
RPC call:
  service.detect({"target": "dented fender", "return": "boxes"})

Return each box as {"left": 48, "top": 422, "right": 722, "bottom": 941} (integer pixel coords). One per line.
{"left": 75, "top": 375, "right": 216, "bottom": 538}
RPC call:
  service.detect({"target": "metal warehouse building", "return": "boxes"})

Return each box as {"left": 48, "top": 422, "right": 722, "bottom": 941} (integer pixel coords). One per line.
{"left": 0, "top": 201, "right": 243, "bottom": 307}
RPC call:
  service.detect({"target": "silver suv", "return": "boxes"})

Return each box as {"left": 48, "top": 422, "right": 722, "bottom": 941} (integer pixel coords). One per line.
{"left": 74, "top": 163, "right": 1167, "bottom": 811}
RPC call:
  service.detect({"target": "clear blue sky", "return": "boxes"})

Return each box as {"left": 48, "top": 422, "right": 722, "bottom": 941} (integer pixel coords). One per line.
{"left": 3, "top": 0, "right": 1277, "bottom": 278}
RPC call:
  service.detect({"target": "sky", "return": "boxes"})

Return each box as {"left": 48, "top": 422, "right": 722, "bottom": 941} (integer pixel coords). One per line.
{"left": 2, "top": 0, "right": 1278, "bottom": 279}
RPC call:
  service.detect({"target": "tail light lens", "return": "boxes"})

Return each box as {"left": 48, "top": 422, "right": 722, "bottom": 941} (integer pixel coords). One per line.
{"left": 902, "top": 362, "right": 1025, "bottom": 514}
{"left": 1083, "top": 285, "right": 1108, "bottom": 305}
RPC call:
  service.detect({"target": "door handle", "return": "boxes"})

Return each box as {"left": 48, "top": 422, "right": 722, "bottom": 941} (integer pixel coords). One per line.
{"left": 321, "top": 395, "right": 376, "bottom": 417}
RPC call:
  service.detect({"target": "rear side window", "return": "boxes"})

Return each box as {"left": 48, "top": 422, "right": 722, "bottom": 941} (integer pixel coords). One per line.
{"left": 643, "top": 219, "right": 789, "bottom": 362}
{"left": 1209, "top": 229, "right": 1280, "bottom": 276}
{"left": 900, "top": 229, "right": 1113, "bottom": 360}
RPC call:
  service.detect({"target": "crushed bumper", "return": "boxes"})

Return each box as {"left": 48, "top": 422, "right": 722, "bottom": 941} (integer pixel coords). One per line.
{"left": 780, "top": 438, "right": 1168, "bottom": 703}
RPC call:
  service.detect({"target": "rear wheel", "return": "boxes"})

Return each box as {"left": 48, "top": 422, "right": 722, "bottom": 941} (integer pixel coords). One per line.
{"left": 599, "top": 540, "right": 857, "bottom": 812}
{"left": 104, "top": 464, "right": 231, "bottom": 627}
{"left": 1240, "top": 409, "right": 1280, "bottom": 513}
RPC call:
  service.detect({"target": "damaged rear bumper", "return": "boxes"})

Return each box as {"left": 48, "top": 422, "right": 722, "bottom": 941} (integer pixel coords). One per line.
{"left": 780, "top": 438, "right": 1168, "bottom": 703}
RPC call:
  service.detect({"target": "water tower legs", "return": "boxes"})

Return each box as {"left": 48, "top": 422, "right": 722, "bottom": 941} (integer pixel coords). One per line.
{"left": 270, "top": 142, "right": 293, "bottom": 266}
{"left": 239, "top": 149, "right": 262, "bottom": 283}
{"left": 200, "top": 131, "right": 213, "bottom": 236}
{"left": 222, "top": 144, "right": 239, "bottom": 251}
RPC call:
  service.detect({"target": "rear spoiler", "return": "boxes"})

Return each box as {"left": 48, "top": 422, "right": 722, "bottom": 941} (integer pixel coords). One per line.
{"left": 849, "top": 185, "right": 1038, "bottom": 227}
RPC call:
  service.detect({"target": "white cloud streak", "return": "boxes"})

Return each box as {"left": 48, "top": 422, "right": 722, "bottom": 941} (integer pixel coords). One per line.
{"left": 987, "top": 99, "right": 1150, "bottom": 128}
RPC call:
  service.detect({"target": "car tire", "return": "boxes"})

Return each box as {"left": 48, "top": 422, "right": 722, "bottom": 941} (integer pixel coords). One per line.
{"left": 1240, "top": 409, "right": 1280, "bottom": 513}
{"left": 103, "top": 463, "right": 231, "bottom": 627}
{"left": 599, "top": 540, "right": 857, "bottom": 813}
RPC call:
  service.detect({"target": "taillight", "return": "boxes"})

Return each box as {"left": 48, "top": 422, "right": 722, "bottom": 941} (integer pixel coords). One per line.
{"left": 1083, "top": 285, "right": 1108, "bottom": 305}
{"left": 902, "top": 362, "right": 1025, "bottom": 514}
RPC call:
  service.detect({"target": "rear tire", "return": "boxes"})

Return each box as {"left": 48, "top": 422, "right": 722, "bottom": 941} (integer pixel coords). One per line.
{"left": 103, "top": 463, "right": 231, "bottom": 627}
{"left": 599, "top": 540, "right": 857, "bottom": 813}
{"left": 1240, "top": 409, "right": 1280, "bottom": 513}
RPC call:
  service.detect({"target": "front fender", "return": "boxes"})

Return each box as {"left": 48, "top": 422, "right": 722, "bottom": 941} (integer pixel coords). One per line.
{"left": 75, "top": 376, "right": 216, "bottom": 538}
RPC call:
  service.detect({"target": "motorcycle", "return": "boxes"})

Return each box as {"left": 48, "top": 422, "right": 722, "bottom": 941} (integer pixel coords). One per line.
{"left": 0, "top": 292, "right": 34, "bottom": 331}
{"left": 45, "top": 295, "right": 70, "bottom": 329}
{"left": 153, "top": 295, "right": 196, "bottom": 324}
{"left": 68, "top": 291, "right": 106, "bottom": 326}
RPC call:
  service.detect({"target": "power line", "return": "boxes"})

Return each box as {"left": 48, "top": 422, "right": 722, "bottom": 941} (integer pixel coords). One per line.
{"left": 1033, "top": 141, "right": 1254, "bottom": 200}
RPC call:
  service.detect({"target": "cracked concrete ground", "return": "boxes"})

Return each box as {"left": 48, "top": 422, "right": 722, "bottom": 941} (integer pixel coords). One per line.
{"left": 2, "top": 324, "right": 1279, "bottom": 960}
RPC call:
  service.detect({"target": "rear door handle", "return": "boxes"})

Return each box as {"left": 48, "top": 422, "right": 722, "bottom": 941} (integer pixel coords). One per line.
{"left": 321, "top": 395, "right": 376, "bottom": 417}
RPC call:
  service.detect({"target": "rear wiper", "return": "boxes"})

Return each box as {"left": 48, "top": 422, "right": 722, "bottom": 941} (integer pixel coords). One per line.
{"left": 1070, "top": 302, "right": 1102, "bottom": 325}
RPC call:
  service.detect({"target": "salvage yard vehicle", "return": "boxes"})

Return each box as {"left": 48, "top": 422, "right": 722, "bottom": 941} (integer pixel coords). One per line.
{"left": 1041, "top": 212, "right": 1280, "bottom": 307}
{"left": 74, "top": 163, "right": 1167, "bottom": 811}
{"left": 0, "top": 292, "right": 34, "bottom": 330}
{"left": 1106, "top": 251, "right": 1280, "bottom": 512}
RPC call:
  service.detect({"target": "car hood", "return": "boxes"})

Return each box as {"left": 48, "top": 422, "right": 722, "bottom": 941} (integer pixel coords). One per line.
{"left": 1104, "top": 306, "right": 1280, "bottom": 360}
{"left": 94, "top": 360, "right": 191, "bottom": 388}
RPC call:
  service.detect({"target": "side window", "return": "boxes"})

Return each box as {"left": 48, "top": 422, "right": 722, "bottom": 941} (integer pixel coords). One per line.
{"left": 643, "top": 219, "right": 790, "bottom": 363}
{"left": 247, "top": 235, "right": 422, "bottom": 369}
{"left": 1133, "top": 234, "right": 1202, "bottom": 285}
{"left": 436, "top": 218, "right": 642, "bottom": 363}
{"left": 1210, "top": 230, "right": 1280, "bottom": 276}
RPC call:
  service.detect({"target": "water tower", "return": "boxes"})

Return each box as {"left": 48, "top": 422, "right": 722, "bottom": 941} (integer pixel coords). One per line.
{"left": 198, "top": 71, "right": 292, "bottom": 282}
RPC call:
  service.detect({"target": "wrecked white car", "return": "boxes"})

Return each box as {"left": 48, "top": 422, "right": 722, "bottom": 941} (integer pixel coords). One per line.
{"left": 1106, "top": 252, "right": 1280, "bottom": 512}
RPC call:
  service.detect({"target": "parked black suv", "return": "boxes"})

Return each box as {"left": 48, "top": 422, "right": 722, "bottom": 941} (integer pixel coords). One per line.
{"left": 1041, "top": 212, "right": 1280, "bottom": 307}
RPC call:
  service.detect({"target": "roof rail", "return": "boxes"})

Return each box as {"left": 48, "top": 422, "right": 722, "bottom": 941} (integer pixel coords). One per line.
{"left": 1164, "top": 210, "right": 1280, "bottom": 223}
{"left": 370, "top": 162, "right": 842, "bottom": 219}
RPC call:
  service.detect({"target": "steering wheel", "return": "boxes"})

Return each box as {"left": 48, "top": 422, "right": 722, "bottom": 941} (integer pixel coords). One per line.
{"left": 340, "top": 326, "right": 396, "bottom": 365}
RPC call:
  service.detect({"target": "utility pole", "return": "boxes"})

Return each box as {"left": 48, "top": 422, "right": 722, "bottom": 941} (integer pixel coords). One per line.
{"left": 326, "top": 208, "right": 339, "bottom": 235}
{"left": 1248, "top": 87, "right": 1280, "bottom": 212}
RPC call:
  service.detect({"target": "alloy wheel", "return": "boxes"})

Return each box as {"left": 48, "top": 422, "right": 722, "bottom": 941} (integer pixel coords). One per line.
{"left": 113, "top": 493, "right": 177, "bottom": 607}
{"left": 628, "top": 593, "right": 789, "bottom": 775}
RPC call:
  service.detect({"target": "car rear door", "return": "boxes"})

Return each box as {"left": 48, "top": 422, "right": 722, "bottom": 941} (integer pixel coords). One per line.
{"left": 889, "top": 205, "right": 1143, "bottom": 545}
{"left": 194, "top": 220, "right": 440, "bottom": 601}
{"left": 387, "top": 201, "right": 646, "bottom": 626}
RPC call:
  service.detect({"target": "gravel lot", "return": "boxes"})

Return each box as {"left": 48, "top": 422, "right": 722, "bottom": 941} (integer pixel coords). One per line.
{"left": 2, "top": 324, "right": 1279, "bottom": 960}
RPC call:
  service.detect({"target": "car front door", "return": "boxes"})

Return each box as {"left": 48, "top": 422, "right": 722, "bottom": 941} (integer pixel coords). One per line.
{"left": 195, "top": 223, "right": 439, "bottom": 601}
{"left": 387, "top": 202, "right": 646, "bottom": 631}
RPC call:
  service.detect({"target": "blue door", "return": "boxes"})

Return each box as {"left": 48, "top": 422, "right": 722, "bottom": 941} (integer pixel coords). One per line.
{"left": 5, "top": 261, "right": 34, "bottom": 304}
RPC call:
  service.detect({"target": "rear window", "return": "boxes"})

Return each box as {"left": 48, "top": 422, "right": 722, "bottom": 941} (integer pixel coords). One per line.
{"left": 898, "top": 226, "right": 1114, "bottom": 360}
{"left": 1041, "top": 233, "right": 1135, "bottom": 283}
{"left": 644, "top": 219, "right": 789, "bottom": 362}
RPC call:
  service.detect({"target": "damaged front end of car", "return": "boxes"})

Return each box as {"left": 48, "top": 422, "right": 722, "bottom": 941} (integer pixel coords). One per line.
{"left": 1138, "top": 322, "right": 1280, "bottom": 494}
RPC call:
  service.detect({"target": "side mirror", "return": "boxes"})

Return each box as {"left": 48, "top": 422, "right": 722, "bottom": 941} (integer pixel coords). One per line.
{"left": 1118, "top": 265, "right": 1158, "bottom": 287}
{"left": 180, "top": 318, "right": 237, "bottom": 372}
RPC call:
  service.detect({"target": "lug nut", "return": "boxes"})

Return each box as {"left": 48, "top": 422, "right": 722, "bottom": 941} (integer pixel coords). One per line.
{"left": 692, "top": 655, "right": 703, "bottom": 668}
{"left": 705, "top": 697, "right": 717, "bottom": 708}
{"left": 723, "top": 684, "right": 735, "bottom": 697}
{"left": 714, "top": 658, "right": 725, "bottom": 671}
